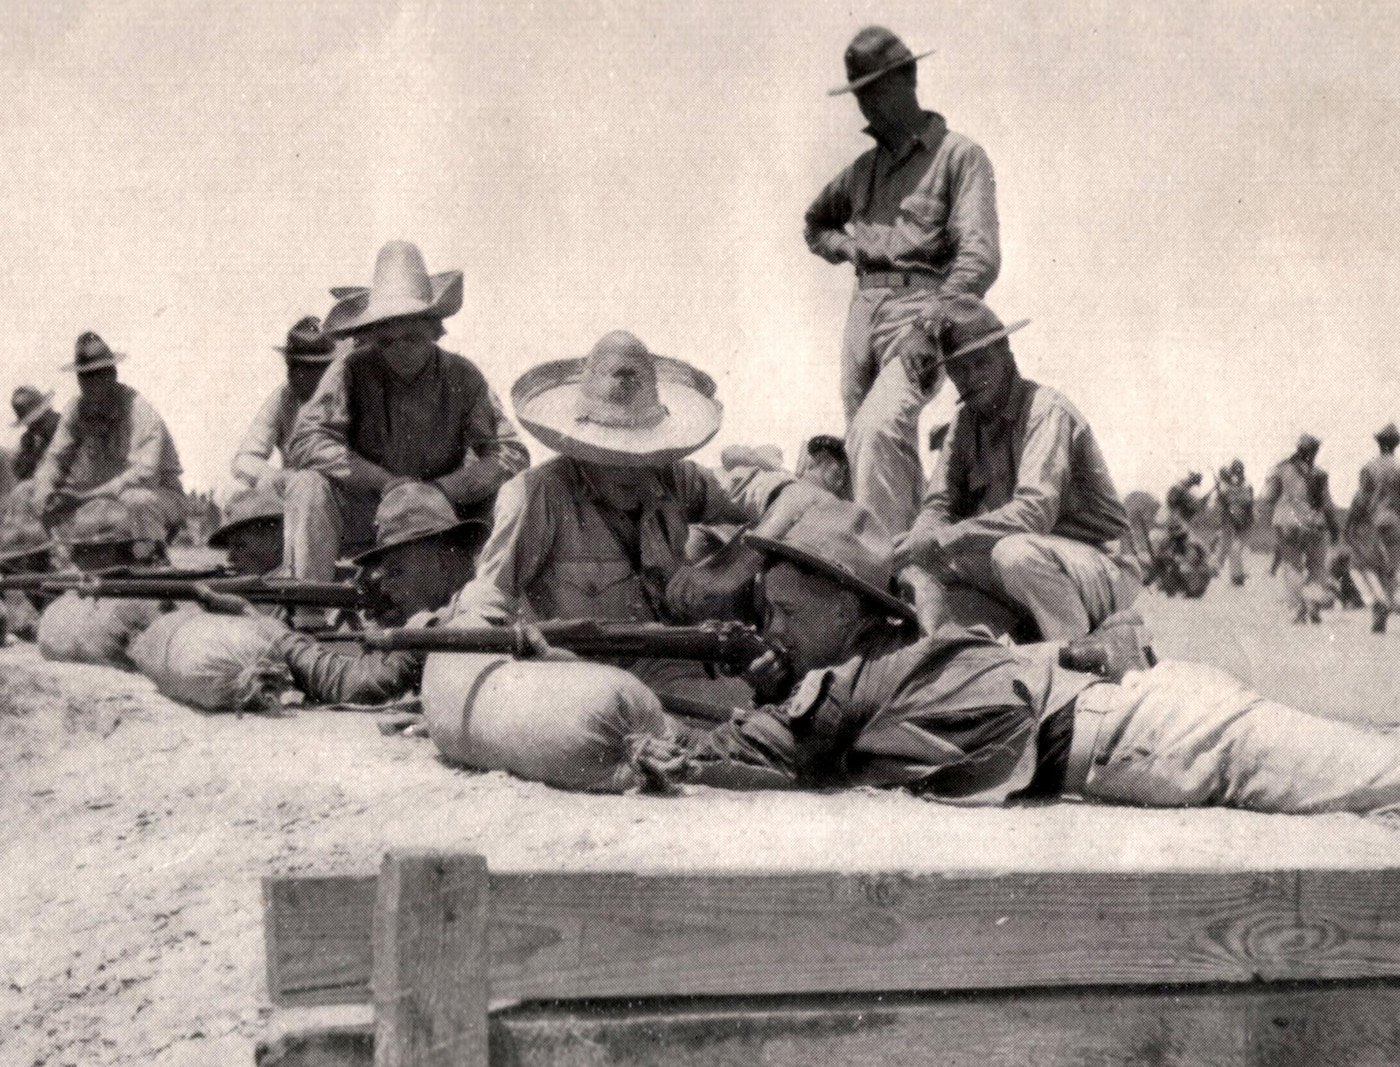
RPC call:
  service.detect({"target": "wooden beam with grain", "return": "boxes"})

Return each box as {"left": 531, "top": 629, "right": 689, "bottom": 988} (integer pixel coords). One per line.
{"left": 263, "top": 864, "right": 1400, "bottom": 1010}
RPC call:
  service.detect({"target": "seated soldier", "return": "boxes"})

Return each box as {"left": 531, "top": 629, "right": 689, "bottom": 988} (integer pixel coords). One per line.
{"left": 614, "top": 497, "right": 1400, "bottom": 815}
{"left": 284, "top": 242, "right": 529, "bottom": 581}
{"left": 452, "top": 330, "right": 823, "bottom": 721}
{"left": 892, "top": 296, "right": 1140, "bottom": 641}
{"left": 31, "top": 332, "right": 185, "bottom": 542}
{"left": 279, "top": 482, "right": 487, "bottom": 705}
{"left": 11, "top": 386, "right": 61, "bottom": 482}
{"left": 0, "top": 516, "right": 55, "bottom": 642}
{"left": 207, "top": 485, "right": 287, "bottom": 577}
{"left": 231, "top": 317, "right": 339, "bottom": 495}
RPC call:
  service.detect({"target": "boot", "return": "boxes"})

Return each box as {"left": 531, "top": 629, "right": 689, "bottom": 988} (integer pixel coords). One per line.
{"left": 1059, "top": 610, "right": 1157, "bottom": 683}
{"left": 1374, "top": 603, "right": 1389, "bottom": 635}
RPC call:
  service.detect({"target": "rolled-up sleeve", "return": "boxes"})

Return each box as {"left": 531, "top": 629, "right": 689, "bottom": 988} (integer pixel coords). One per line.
{"left": 450, "top": 472, "right": 555, "bottom": 625}
{"left": 803, "top": 167, "right": 857, "bottom": 261}
{"left": 432, "top": 386, "right": 530, "bottom": 507}
{"left": 286, "top": 356, "right": 392, "bottom": 493}
{"left": 104, "top": 396, "right": 181, "bottom": 495}
{"left": 232, "top": 385, "right": 289, "bottom": 484}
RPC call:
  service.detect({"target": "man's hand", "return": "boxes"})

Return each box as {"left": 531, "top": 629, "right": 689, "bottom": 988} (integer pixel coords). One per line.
{"left": 814, "top": 231, "right": 859, "bottom": 266}
{"left": 256, "top": 469, "right": 289, "bottom": 497}
{"left": 744, "top": 646, "right": 797, "bottom": 706}
{"left": 40, "top": 489, "right": 84, "bottom": 523}
{"left": 515, "top": 622, "right": 579, "bottom": 662}
{"left": 890, "top": 513, "right": 955, "bottom": 577}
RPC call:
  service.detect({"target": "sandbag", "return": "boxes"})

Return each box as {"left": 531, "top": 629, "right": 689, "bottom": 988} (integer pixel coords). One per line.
{"left": 37, "top": 591, "right": 163, "bottom": 671}
{"left": 129, "top": 607, "right": 294, "bottom": 713}
{"left": 422, "top": 653, "right": 675, "bottom": 792}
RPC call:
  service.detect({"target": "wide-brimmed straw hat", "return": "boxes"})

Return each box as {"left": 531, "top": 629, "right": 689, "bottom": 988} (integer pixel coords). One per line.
{"left": 11, "top": 386, "right": 54, "bottom": 428}
{"left": 323, "top": 241, "right": 463, "bottom": 336}
{"left": 66, "top": 497, "right": 165, "bottom": 547}
{"left": 274, "top": 316, "right": 338, "bottom": 362}
{"left": 512, "top": 331, "right": 722, "bottom": 467}
{"left": 1377, "top": 423, "right": 1400, "bottom": 448}
{"left": 746, "top": 494, "right": 917, "bottom": 623}
{"left": 207, "top": 485, "right": 285, "bottom": 549}
{"left": 0, "top": 518, "right": 53, "bottom": 567}
{"left": 829, "top": 26, "right": 933, "bottom": 96}
{"left": 60, "top": 331, "right": 127, "bottom": 374}
{"left": 352, "top": 482, "right": 487, "bottom": 567}
{"left": 913, "top": 295, "right": 1029, "bottom": 365}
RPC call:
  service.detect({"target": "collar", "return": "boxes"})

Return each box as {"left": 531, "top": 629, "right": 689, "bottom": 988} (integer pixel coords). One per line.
{"left": 969, "top": 374, "right": 1031, "bottom": 428}
{"left": 568, "top": 458, "right": 667, "bottom": 510}
{"left": 862, "top": 110, "right": 946, "bottom": 157}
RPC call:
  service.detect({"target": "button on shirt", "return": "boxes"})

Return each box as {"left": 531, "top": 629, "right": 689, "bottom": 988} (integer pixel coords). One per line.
{"left": 32, "top": 384, "right": 183, "bottom": 499}
{"left": 922, "top": 377, "right": 1134, "bottom": 561}
{"left": 287, "top": 346, "right": 529, "bottom": 510}
{"left": 804, "top": 111, "right": 1000, "bottom": 296}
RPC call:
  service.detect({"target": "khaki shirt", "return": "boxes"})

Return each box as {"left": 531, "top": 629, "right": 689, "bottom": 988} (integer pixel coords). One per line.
{"left": 32, "top": 384, "right": 183, "bottom": 500}
{"left": 232, "top": 382, "right": 299, "bottom": 484}
{"left": 1354, "top": 454, "right": 1400, "bottom": 531}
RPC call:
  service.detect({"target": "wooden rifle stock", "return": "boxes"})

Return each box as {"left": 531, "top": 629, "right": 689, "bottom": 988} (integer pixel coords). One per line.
{"left": 360, "top": 619, "right": 776, "bottom": 669}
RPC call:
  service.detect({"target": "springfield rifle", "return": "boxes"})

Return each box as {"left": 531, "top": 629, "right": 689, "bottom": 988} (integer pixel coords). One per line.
{"left": 359, "top": 619, "right": 778, "bottom": 670}
{"left": 55, "top": 575, "right": 387, "bottom": 618}
{"left": 0, "top": 564, "right": 232, "bottom": 595}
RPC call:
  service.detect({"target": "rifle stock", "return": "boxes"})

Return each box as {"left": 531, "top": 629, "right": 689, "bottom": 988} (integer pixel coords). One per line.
{"left": 360, "top": 619, "right": 776, "bottom": 669}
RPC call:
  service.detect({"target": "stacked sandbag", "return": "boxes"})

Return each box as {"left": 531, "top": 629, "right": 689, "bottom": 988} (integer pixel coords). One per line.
{"left": 422, "top": 652, "right": 676, "bottom": 793}
{"left": 129, "top": 607, "right": 294, "bottom": 713}
{"left": 37, "top": 591, "right": 163, "bottom": 671}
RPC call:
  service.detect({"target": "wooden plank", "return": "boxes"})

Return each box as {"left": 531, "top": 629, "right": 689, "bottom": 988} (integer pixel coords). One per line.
{"left": 264, "top": 866, "right": 1400, "bottom": 1007}
{"left": 264, "top": 875, "right": 377, "bottom": 1007}
{"left": 371, "top": 852, "right": 489, "bottom": 1067}
{"left": 258, "top": 982, "right": 1400, "bottom": 1067}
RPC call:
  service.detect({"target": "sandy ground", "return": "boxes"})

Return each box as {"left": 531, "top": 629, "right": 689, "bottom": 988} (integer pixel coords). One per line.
{"left": 5, "top": 553, "right": 1400, "bottom": 1066}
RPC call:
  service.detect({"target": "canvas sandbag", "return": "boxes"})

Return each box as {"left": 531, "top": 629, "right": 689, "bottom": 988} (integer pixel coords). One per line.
{"left": 37, "top": 591, "right": 162, "bottom": 671}
{"left": 422, "top": 652, "right": 676, "bottom": 792}
{"left": 129, "top": 607, "right": 294, "bottom": 713}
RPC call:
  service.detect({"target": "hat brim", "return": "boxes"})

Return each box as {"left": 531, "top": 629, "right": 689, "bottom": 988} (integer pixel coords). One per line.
{"left": 0, "top": 542, "right": 53, "bottom": 566}
{"left": 323, "top": 271, "right": 464, "bottom": 336}
{"left": 59, "top": 351, "right": 127, "bottom": 373}
{"left": 273, "top": 345, "right": 338, "bottom": 363}
{"left": 207, "top": 511, "right": 284, "bottom": 550}
{"left": 941, "top": 318, "right": 1031, "bottom": 364}
{"left": 828, "top": 48, "right": 934, "bottom": 95}
{"left": 11, "top": 390, "right": 54, "bottom": 428}
{"left": 351, "top": 518, "right": 488, "bottom": 568}
{"left": 745, "top": 532, "right": 918, "bottom": 623}
{"left": 513, "top": 356, "right": 723, "bottom": 467}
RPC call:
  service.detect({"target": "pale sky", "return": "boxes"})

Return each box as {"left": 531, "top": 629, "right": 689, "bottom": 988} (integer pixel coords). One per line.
{"left": 2, "top": 1, "right": 1397, "bottom": 502}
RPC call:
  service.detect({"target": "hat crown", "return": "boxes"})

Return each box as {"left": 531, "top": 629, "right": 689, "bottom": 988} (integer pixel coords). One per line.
{"left": 576, "top": 331, "right": 669, "bottom": 430}
{"left": 373, "top": 483, "right": 460, "bottom": 554}
{"left": 1377, "top": 423, "right": 1400, "bottom": 444}
{"left": 68, "top": 496, "right": 163, "bottom": 546}
{"left": 12, "top": 385, "right": 45, "bottom": 418}
{"left": 74, "top": 331, "right": 113, "bottom": 368}
{"left": 371, "top": 241, "right": 434, "bottom": 305}
{"left": 1296, "top": 433, "right": 1321, "bottom": 456}
{"left": 845, "top": 25, "right": 914, "bottom": 83}
{"left": 0, "top": 516, "right": 51, "bottom": 562}
{"left": 282, "top": 315, "right": 335, "bottom": 357}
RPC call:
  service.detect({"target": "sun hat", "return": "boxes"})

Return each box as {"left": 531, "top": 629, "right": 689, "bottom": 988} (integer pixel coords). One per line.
{"left": 0, "top": 517, "right": 52, "bottom": 567}
{"left": 11, "top": 386, "right": 54, "bottom": 429}
{"left": 829, "top": 26, "right": 933, "bottom": 96}
{"left": 65, "top": 496, "right": 165, "bottom": 547}
{"left": 207, "top": 485, "right": 285, "bottom": 549}
{"left": 60, "top": 331, "right": 126, "bottom": 374}
{"left": 512, "top": 330, "right": 722, "bottom": 467}
{"left": 323, "top": 241, "right": 463, "bottom": 336}
{"left": 913, "top": 295, "right": 1030, "bottom": 365}
{"left": 274, "top": 316, "right": 338, "bottom": 362}
{"left": 352, "top": 482, "right": 487, "bottom": 567}
{"left": 746, "top": 494, "right": 917, "bottom": 623}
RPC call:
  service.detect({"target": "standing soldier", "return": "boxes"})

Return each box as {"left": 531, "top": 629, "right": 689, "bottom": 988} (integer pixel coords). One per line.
{"left": 805, "top": 26, "right": 999, "bottom": 534}
{"left": 1261, "top": 434, "right": 1338, "bottom": 624}
{"left": 1215, "top": 459, "right": 1254, "bottom": 587}
{"left": 231, "top": 316, "right": 339, "bottom": 494}
{"left": 1346, "top": 423, "right": 1400, "bottom": 633}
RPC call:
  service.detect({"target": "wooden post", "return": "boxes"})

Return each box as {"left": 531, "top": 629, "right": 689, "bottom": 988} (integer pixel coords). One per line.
{"left": 371, "top": 851, "right": 489, "bottom": 1067}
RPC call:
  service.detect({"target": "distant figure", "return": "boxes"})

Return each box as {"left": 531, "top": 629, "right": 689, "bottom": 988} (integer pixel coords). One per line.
{"left": 805, "top": 26, "right": 999, "bottom": 533}
{"left": 891, "top": 297, "right": 1139, "bottom": 641}
{"left": 284, "top": 241, "right": 529, "bottom": 582}
{"left": 1345, "top": 423, "right": 1400, "bottom": 633}
{"left": 1261, "top": 434, "right": 1338, "bottom": 624}
{"left": 231, "top": 316, "right": 338, "bottom": 494}
{"left": 31, "top": 332, "right": 185, "bottom": 542}
{"left": 10, "top": 386, "right": 60, "bottom": 482}
{"left": 1214, "top": 459, "right": 1254, "bottom": 586}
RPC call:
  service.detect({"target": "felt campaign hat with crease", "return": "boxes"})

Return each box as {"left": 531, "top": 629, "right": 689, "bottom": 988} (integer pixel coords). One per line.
{"left": 11, "top": 386, "right": 54, "bottom": 428}
{"left": 746, "top": 494, "right": 917, "bottom": 622}
{"left": 207, "top": 485, "right": 285, "bottom": 549}
{"left": 352, "top": 482, "right": 487, "bottom": 567}
{"left": 323, "top": 241, "right": 463, "bottom": 336}
{"left": 829, "top": 26, "right": 933, "bottom": 95}
{"left": 513, "top": 330, "right": 722, "bottom": 467}
{"left": 1295, "top": 433, "right": 1322, "bottom": 456}
{"left": 65, "top": 496, "right": 165, "bottom": 547}
{"left": 60, "top": 331, "right": 127, "bottom": 373}
{"left": 274, "top": 316, "right": 338, "bottom": 362}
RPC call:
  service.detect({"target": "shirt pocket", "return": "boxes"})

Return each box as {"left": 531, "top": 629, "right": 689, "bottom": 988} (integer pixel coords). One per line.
{"left": 900, "top": 190, "right": 948, "bottom": 229}
{"left": 553, "top": 559, "right": 648, "bottom": 620}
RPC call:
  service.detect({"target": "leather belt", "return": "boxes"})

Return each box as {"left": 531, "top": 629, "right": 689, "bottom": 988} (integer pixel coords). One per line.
{"left": 857, "top": 270, "right": 940, "bottom": 290}
{"left": 1061, "top": 682, "right": 1119, "bottom": 797}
